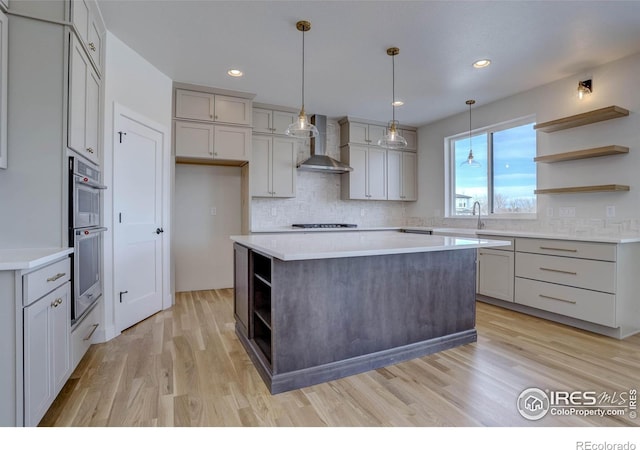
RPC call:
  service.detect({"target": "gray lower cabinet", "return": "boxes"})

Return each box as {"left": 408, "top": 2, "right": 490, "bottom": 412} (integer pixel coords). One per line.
{"left": 24, "top": 281, "right": 70, "bottom": 426}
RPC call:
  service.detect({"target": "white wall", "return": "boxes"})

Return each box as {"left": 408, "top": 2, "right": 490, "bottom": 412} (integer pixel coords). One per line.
{"left": 102, "top": 31, "right": 173, "bottom": 340}
{"left": 409, "top": 51, "right": 640, "bottom": 238}
{"left": 251, "top": 119, "right": 408, "bottom": 229}
{"left": 174, "top": 164, "right": 241, "bottom": 291}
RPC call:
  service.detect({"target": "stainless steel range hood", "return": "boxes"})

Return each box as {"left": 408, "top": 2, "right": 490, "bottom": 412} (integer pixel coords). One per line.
{"left": 297, "top": 115, "right": 353, "bottom": 173}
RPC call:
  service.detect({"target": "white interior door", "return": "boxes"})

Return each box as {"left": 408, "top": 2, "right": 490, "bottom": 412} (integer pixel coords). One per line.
{"left": 114, "top": 110, "right": 165, "bottom": 331}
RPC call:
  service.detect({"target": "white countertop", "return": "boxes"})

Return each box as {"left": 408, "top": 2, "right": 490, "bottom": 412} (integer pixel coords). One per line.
{"left": 0, "top": 248, "right": 73, "bottom": 271}
{"left": 231, "top": 230, "right": 510, "bottom": 261}
{"left": 404, "top": 227, "right": 640, "bottom": 244}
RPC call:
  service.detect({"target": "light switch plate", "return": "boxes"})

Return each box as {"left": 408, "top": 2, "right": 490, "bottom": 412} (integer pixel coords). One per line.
{"left": 606, "top": 205, "right": 616, "bottom": 218}
{"left": 558, "top": 207, "right": 575, "bottom": 217}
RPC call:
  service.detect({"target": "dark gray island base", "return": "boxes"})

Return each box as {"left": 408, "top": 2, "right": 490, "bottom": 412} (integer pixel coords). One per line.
{"left": 233, "top": 242, "right": 477, "bottom": 394}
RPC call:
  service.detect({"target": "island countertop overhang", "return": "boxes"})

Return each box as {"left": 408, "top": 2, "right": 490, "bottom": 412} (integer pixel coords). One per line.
{"left": 230, "top": 230, "right": 511, "bottom": 261}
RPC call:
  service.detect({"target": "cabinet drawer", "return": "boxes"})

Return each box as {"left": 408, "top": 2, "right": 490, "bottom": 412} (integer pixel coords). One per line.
{"left": 23, "top": 258, "right": 71, "bottom": 306}
{"left": 515, "top": 277, "right": 616, "bottom": 327}
{"left": 70, "top": 301, "right": 100, "bottom": 370}
{"left": 478, "top": 235, "right": 515, "bottom": 251}
{"left": 515, "top": 252, "right": 615, "bottom": 293}
{"left": 516, "top": 238, "right": 616, "bottom": 261}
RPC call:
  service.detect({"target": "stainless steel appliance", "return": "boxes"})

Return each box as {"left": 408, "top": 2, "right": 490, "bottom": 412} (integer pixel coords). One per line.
{"left": 292, "top": 223, "right": 357, "bottom": 228}
{"left": 70, "top": 156, "right": 106, "bottom": 228}
{"left": 296, "top": 115, "right": 353, "bottom": 173}
{"left": 69, "top": 155, "right": 106, "bottom": 324}
{"left": 72, "top": 226, "right": 106, "bottom": 322}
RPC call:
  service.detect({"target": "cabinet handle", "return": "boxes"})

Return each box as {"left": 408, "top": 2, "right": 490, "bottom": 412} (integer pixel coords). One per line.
{"left": 83, "top": 323, "right": 99, "bottom": 341}
{"left": 88, "top": 42, "right": 96, "bottom": 52}
{"left": 51, "top": 298, "right": 62, "bottom": 308}
{"left": 47, "top": 272, "right": 66, "bottom": 282}
{"left": 215, "top": 115, "right": 218, "bottom": 120}
{"left": 539, "top": 246, "right": 577, "bottom": 253}
{"left": 214, "top": 152, "right": 218, "bottom": 156}
{"left": 539, "top": 267, "right": 577, "bottom": 275}
{"left": 539, "top": 294, "right": 576, "bottom": 304}
{"left": 86, "top": 147, "right": 95, "bottom": 154}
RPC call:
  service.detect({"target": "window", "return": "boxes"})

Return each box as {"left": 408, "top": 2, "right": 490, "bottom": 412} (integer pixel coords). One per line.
{"left": 446, "top": 117, "right": 537, "bottom": 217}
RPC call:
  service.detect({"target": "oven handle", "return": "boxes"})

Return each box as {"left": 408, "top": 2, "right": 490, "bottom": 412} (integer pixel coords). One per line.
{"left": 74, "top": 175, "right": 107, "bottom": 190}
{"left": 75, "top": 227, "right": 108, "bottom": 237}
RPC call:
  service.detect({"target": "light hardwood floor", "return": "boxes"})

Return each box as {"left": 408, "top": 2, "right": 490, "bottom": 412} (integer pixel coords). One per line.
{"left": 40, "top": 289, "right": 640, "bottom": 426}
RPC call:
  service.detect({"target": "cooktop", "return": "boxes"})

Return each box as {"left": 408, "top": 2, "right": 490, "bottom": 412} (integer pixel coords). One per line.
{"left": 291, "top": 223, "right": 358, "bottom": 229}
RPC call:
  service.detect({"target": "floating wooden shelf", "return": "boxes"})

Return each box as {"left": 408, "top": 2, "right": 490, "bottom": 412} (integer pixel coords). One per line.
{"left": 534, "top": 145, "right": 629, "bottom": 163}
{"left": 534, "top": 106, "right": 629, "bottom": 133}
{"left": 535, "top": 185, "right": 630, "bottom": 195}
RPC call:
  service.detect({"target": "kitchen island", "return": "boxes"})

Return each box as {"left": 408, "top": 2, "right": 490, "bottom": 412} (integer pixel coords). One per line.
{"left": 231, "top": 231, "right": 509, "bottom": 394}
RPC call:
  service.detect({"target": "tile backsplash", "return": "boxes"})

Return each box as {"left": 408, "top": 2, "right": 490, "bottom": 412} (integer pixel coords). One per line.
{"left": 251, "top": 119, "right": 408, "bottom": 229}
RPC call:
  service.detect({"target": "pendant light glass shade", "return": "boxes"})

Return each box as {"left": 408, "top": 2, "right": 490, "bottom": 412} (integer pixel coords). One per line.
{"left": 460, "top": 99, "right": 481, "bottom": 167}
{"left": 378, "top": 47, "right": 407, "bottom": 149}
{"left": 379, "top": 120, "right": 407, "bottom": 149}
{"left": 286, "top": 20, "right": 318, "bottom": 139}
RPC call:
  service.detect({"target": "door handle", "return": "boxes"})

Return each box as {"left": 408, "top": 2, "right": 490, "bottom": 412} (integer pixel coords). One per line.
{"left": 155, "top": 227, "right": 164, "bottom": 234}
{"left": 119, "top": 291, "right": 128, "bottom": 303}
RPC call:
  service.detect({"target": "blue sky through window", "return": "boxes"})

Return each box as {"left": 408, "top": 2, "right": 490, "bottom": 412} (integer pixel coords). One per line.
{"left": 453, "top": 122, "right": 536, "bottom": 215}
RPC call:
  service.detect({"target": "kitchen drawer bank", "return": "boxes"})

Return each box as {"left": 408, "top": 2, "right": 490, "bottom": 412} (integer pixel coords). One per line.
{"left": 477, "top": 236, "right": 640, "bottom": 339}
{"left": 231, "top": 231, "right": 509, "bottom": 393}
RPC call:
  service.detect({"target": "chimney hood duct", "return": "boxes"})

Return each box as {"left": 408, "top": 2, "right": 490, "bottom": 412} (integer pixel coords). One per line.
{"left": 297, "top": 115, "right": 353, "bottom": 173}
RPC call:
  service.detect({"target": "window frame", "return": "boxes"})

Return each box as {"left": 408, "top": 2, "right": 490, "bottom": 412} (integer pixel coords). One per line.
{"left": 444, "top": 114, "right": 537, "bottom": 219}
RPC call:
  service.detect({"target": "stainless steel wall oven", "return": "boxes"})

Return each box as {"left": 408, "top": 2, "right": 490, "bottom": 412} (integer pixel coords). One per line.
{"left": 69, "top": 156, "right": 106, "bottom": 324}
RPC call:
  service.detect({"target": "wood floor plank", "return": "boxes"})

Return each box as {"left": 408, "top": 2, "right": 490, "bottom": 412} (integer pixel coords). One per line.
{"left": 40, "top": 289, "right": 640, "bottom": 427}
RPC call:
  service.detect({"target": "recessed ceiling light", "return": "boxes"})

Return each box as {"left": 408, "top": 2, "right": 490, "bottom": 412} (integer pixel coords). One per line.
{"left": 392, "top": 100, "right": 404, "bottom": 107}
{"left": 227, "top": 69, "right": 243, "bottom": 77}
{"left": 473, "top": 59, "right": 491, "bottom": 69}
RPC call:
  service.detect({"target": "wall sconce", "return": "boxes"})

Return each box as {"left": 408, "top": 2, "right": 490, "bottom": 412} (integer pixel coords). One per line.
{"left": 577, "top": 79, "right": 592, "bottom": 100}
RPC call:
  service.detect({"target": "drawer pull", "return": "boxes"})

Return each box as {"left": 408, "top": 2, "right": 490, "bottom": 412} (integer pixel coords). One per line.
{"left": 539, "top": 267, "right": 577, "bottom": 275}
{"left": 46, "top": 272, "right": 66, "bottom": 282}
{"left": 539, "top": 246, "right": 577, "bottom": 253}
{"left": 83, "top": 323, "right": 99, "bottom": 341}
{"left": 51, "top": 298, "right": 62, "bottom": 308}
{"left": 539, "top": 294, "right": 577, "bottom": 305}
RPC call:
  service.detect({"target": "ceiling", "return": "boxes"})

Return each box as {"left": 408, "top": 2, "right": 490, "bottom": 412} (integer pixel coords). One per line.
{"left": 97, "top": 0, "right": 640, "bottom": 127}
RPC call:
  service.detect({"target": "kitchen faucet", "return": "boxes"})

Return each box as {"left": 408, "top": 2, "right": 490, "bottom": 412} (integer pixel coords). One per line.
{"left": 472, "top": 201, "right": 485, "bottom": 230}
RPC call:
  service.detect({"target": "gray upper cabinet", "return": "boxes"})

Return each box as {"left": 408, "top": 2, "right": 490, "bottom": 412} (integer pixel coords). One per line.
{"left": 399, "top": 129, "right": 417, "bottom": 151}
{"left": 68, "top": 32, "right": 100, "bottom": 165}
{"left": 0, "top": 9, "right": 6, "bottom": 169}
{"left": 252, "top": 107, "right": 297, "bottom": 135}
{"left": 341, "top": 121, "right": 386, "bottom": 147}
{"left": 175, "top": 89, "right": 252, "bottom": 126}
{"left": 70, "top": 0, "right": 104, "bottom": 76}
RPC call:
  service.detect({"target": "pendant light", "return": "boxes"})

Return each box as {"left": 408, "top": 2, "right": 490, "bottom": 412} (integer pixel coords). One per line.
{"left": 460, "top": 99, "right": 481, "bottom": 167}
{"left": 378, "top": 47, "right": 407, "bottom": 149}
{"left": 286, "top": 20, "right": 318, "bottom": 139}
